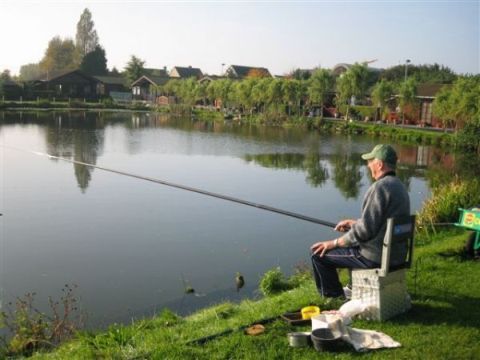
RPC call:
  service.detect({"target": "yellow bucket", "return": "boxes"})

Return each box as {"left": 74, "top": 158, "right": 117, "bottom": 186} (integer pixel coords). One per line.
{"left": 301, "top": 306, "right": 320, "bottom": 320}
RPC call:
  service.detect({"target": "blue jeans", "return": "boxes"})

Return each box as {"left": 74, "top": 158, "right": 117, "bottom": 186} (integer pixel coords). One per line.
{"left": 311, "top": 247, "right": 379, "bottom": 298}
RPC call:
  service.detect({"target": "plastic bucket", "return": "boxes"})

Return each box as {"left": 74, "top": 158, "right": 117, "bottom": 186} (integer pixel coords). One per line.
{"left": 310, "top": 328, "right": 343, "bottom": 352}
{"left": 301, "top": 306, "right": 320, "bottom": 320}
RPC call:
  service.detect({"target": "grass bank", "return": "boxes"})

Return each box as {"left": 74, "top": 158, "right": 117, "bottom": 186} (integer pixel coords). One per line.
{"left": 24, "top": 229, "right": 479, "bottom": 359}
{"left": 185, "top": 108, "right": 456, "bottom": 148}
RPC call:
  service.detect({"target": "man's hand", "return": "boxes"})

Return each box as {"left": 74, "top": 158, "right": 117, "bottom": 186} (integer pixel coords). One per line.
{"left": 310, "top": 240, "right": 336, "bottom": 257}
{"left": 335, "top": 219, "right": 356, "bottom": 232}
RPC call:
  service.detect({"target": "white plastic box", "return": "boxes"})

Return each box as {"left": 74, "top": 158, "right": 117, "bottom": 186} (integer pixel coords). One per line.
{"left": 351, "top": 268, "right": 411, "bottom": 321}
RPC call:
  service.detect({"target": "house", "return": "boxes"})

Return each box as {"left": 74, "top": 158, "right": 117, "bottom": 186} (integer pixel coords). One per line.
{"left": 387, "top": 83, "right": 451, "bottom": 127}
{"left": 30, "top": 69, "right": 100, "bottom": 100}
{"left": 1, "top": 79, "right": 23, "bottom": 100}
{"left": 93, "top": 76, "right": 128, "bottom": 96}
{"left": 225, "top": 65, "right": 271, "bottom": 79}
{"left": 169, "top": 66, "right": 203, "bottom": 79}
{"left": 415, "top": 83, "right": 451, "bottom": 127}
{"left": 131, "top": 75, "right": 170, "bottom": 101}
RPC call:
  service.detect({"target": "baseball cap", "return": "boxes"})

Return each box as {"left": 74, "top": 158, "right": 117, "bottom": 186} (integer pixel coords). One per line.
{"left": 361, "top": 144, "right": 398, "bottom": 168}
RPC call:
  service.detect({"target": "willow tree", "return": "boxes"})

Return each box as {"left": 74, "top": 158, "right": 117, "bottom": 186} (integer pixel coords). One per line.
{"left": 432, "top": 86, "right": 454, "bottom": 129}
{"left": 234, "top": 78, "right": 257, "bottom": 114}
{"left": 371, "top": 79, "right": 394, "bottom": 121}
{"left": 398, "top": 78, "right": 418, "bottom": 124}
{"left": 266, "top": 78, "right": 284, "bottom": 115}
{"left": 282, "top": 79, "right": 298, "bottom": 116}
{"left": 251, "top": 78, "right": 270, "bottom": 113}
{"left": 336, "top": 63, "right": 368, "bottom": 120}
{"left": 308, "top": 68, "right": 333, "bottom": 121}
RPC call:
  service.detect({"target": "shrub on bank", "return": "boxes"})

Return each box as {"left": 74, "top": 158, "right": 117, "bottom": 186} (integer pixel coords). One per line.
{"left": 417, "top": 177, "right": 480, "bottom": 228}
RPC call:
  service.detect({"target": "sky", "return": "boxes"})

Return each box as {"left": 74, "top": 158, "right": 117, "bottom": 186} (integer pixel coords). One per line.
{"left": 0, "top": 0, "right": 479, "bottom": 76}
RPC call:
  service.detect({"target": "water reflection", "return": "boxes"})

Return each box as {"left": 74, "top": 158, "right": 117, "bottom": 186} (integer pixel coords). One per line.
{"left": 45, "top": 112, "right": 104, "bottom": 192}
{"left": 2, "top": 110, "right": 480, "bottom": 329}
{"left": 3, "top": 110, "right": 478, "bottom": 196}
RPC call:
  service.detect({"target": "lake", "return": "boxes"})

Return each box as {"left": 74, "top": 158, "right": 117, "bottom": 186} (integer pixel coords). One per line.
{"left": 0, "top": 110, "right": 467, "bottom": 328}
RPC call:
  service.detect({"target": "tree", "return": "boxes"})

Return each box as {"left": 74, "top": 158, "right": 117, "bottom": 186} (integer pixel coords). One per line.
{"left": 39, "top": 36, "right": 77, "bottom": 74}
{"left": 75, "top": 8, "right": 99, "bottom": 59}
{"left": 335, "top": 63, "right": 368, "bottom": 120}
{"left": 266, "top": 78, "right": 283, "bottom": 114}
{"left": 434, "top": 76, "right": 480, "bottom": 131}
{"left": 371, "top": 80, "right": 394, "bottom": 121}
{"left": 398, "top": 78, "right": 418, "bottom": 124}
{"left": 382, "top": 63, "right": 457, "bottom": 84}
{"left": 124, "top": 55, "right": 146, "bottom": 85}
{"left": 432, "top": 86, "right": 454, "bottom": 129}
{"left": 282, "top": 79, "right": 298, "bottom": 116}
{"left": 234, "top": 78, "right": 257, "bottom": 114}
{"left": 308, "top": 69, "right": 333, "bottom": 121}
{"left": 251, "top": 78, "right": 270, "bottom": 113}
{"left": 80, "top": 45, "right": 108, "bottom": 75}
{"left": 19, "top": 63, "right": 43, "bottom": 81}
{"left": 290, "top": 68, "right": 312, "bottom": 81}
{"left": 0, "top": 70, "right": 12, "bottom": 97}
{"left": 110, "top": 67, "right": 120, "bottom": 76}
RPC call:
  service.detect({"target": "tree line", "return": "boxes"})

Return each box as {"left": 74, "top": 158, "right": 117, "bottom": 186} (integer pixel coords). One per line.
{"left": 149, "top": 65, "right": 478, "bottom": 131}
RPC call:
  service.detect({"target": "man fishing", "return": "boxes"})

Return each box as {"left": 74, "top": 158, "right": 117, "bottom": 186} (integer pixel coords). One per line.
{"left": 310, "top": 144, "right": 410, "bottom": 299}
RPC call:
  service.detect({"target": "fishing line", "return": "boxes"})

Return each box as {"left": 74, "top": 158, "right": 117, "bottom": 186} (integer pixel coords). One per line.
{"left": 3, "top": 145, "right": 337, "bottom": 229}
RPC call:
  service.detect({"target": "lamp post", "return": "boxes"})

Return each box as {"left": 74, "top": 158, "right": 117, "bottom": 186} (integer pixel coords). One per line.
{"left": 221, "top": 63, "right": 225, "bottom": 76}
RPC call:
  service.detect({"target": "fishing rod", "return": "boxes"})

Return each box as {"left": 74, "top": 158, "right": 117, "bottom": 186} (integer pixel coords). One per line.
{"left": 5, "top": 146, "right": 337, "bottom": 229}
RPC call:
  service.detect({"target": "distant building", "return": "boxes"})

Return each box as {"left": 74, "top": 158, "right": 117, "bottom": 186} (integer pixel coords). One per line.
{"left": 93, "top": 75, "right": 128, "bottom": 96}
{"left": 169, "top": 66, "right": 203, "bottom": 79}
{"left": 131, "top": 75, "right": 170, "bottom": 101}
{"left": 29, "top": 69, "right": 99, "bottom": 99}
{"left": 387, "top": 83, "right": 451, "bottom": 127}
{"left": 225, "top": 65, "right": 271, "bottom": 79}
{"left": 1, "top": 79, "right": 23, "bottom": 100}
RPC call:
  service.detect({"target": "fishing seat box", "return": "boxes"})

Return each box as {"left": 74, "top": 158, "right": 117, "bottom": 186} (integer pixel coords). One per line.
{"left": 351, "top": 215, "right": 415, "bottom": 321}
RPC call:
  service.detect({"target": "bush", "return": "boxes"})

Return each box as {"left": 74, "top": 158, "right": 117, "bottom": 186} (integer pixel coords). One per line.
{"left": 259, "top": 267, "right": 292, "bottom": 296}
{"left": 417, "top": 177, "right": 480, "bottom": 228}
{"left": 0, "top": 285, "right": 84, "bottom": 357}
{"left": 351, "top": 105, "right": 376, "bottom": 121}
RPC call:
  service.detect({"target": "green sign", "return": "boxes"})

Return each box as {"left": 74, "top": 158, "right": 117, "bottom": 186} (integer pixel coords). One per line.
{"left": 457, "top": 208, "right": 480, "bottom": 231}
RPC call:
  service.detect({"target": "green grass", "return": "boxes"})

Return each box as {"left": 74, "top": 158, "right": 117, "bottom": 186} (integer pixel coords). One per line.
{"left": 24, "top": 230, "right": 479, "bottom": 359}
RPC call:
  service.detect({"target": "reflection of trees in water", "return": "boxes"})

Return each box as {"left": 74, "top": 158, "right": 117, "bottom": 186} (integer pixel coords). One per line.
{"left": 244, "top": 150, "right": 364, "bottom": 198}
{"left": 45, "top": 112, "right": 104, "bottom": 192}
{"left": 303, "top": 152, "right": 329, "bottom": 187}
{"left": 331, "top": 152, "right": 363, "bottom": 200}
{"left": 425, "top": 151, "right": 480, "bottom": 190}
{"left": 244, "top": 152, "right": 330, "bottom": 188}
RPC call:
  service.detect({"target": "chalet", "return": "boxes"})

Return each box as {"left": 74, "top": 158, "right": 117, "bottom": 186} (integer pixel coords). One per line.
{"left": 1, "top": 79, "right": 23, "bottom": 100}
{"left": 169, "top": 66, "right": 203, "bottom": 79}
{"left": 387, "top": 83, "right": 451, "bottom": 127}
{"left": 30, "top": 69, "right": 99, "bottom": 100}
{"left": 415, "top": 83, "right": 451, "bottom": 127}
{"left": 131, "top": 75, "right": 170, "bottom": 101}
{"left": 93, "top": 76, "right": 128, "bottom": 96}
{"left": 225, "top": 65, "right": 271, "bottom": 79}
